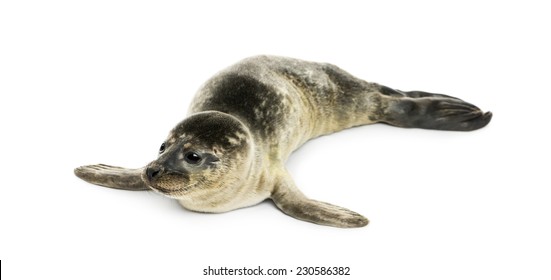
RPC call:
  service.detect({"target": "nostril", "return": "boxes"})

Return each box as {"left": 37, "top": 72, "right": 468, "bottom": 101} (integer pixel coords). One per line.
{"left": 151, "top": 170, "right": 160, "bottom": 178}
{"left": 146, "top": 166, "right": 162, "bottom": 181}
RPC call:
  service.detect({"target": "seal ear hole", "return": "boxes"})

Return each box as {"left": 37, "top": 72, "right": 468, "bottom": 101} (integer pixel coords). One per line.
{"left": 184, "top": 151, "right": 202, "bottom": 164}
{"left": 159, "top": 142, "right": 166, "bottom": 154}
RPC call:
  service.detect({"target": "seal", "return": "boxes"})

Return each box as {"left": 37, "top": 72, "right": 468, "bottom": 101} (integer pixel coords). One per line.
{"left": 74, "top": 55, "right": 492, "bottom": 228}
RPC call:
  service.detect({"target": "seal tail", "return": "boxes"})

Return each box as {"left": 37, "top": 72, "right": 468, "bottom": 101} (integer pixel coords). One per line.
{"left": 307, "top": 63, "right": 491, "bottom": 136}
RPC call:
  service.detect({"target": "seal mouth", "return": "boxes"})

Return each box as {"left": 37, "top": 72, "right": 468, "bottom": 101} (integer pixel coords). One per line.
{"left": 149, "top": 184, "right": 190, "bottom": 195}
{"left": 146, "top": 176, "right": 193, "bottom": 198}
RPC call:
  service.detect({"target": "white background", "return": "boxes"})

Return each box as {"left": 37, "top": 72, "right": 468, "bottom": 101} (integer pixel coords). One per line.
{"left": 1, "top": 0, "right": 550, "bottom": 279}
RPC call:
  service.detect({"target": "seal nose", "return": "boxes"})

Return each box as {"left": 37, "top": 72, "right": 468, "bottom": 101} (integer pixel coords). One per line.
{"left": 146, "top": 165, "right": 163, "bottom": 181}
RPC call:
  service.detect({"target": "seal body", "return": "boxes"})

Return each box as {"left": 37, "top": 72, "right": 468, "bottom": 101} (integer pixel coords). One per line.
{"left": 75, "top": 56, "right": 492, "bottom": 228}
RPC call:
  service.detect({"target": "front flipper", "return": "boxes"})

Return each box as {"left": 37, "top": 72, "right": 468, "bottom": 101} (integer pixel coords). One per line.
{"left": 74, "top": 164, "right": 149, "bottom": 191}
{"left": 270, "top": 175, "right": 368, "bottom": 228}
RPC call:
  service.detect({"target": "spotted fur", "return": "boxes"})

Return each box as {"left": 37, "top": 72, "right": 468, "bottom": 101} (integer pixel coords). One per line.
{"left": 74, "top": 55, "right": 491, "bottom": 228}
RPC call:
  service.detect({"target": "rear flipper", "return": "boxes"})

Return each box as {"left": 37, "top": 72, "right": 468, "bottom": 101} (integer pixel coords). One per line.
{"left": 380, "top": 85, "right": 463, "bottom": 100}
{"left": 74, "top": 164, "right": 150, "bottom": 191}
{"left": 377, "top": 86, "right": 492, "bottom": 131}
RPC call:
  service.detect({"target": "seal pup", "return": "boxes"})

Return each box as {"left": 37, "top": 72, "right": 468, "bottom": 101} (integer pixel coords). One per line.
{"left": 75, "top": 56, "right": 492, "bottom": 228}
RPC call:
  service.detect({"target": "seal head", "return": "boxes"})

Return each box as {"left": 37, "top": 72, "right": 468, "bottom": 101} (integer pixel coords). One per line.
{"left": 142, "top": 111, "right": 256, "bottom": 211}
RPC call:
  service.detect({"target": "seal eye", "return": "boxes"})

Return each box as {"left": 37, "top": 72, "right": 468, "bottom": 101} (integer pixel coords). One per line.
{"left": 159, "top": 143, "right": 166, "bottom": 154}
{"left": 184, "top": 152, "right": 202, "bottom": 164}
